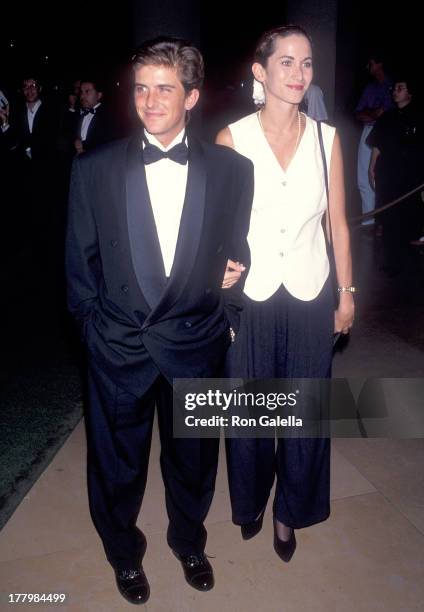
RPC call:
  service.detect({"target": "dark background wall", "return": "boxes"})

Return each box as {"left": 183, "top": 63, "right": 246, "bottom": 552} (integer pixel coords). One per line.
{"left": 133, "top": 0, "right": 201, "bottom": 46}
{"left": 2, "top": 1, "right": 420, "bottom": 115}
{"left": 286, "top": 0, "right": 338, "bottom": 117}
{"left": 336, "top": 1, "right": 422, "bottom": 116}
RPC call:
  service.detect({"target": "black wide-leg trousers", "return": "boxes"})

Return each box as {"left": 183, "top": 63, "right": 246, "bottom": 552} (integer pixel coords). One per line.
{"left": 225, "top": 280, "right": 334, "bottom": 529}
{"left": 86, "top": 366, "right": 219, "bottom": 570}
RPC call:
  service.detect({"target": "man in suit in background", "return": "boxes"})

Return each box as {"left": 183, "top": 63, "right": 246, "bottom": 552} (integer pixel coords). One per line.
{"left": 66, "top": 37, "right": 253, "bottom": 605}
{"left": 74, "top": 78, "right": 116, "bottom": 154}
{"left": 4, "top": 75, "right": 58, "bottom": 162}
{"left": 3, "top": 75, "right": 60, "bottom": 250}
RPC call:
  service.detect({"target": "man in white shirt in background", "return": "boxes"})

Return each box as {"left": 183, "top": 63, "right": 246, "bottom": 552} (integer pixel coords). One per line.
{"left": 74, "top": 78, "right": 116, "bottom": 155}
{"left": 2, "top": 76, "right": 58, "bottom": 161}
{"left": 2, "top": 76, "right": 60, "bottom": 251}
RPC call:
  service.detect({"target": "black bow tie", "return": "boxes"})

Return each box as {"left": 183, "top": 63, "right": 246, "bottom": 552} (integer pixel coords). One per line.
{"left": 142, "top": 139, "right": 188, "bottom": 166}
{"left": 81, "top": 108, "right": 95, "bottom": 116}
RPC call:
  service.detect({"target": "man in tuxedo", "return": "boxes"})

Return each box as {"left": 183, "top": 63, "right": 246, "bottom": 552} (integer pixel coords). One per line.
{"left": 2, "top": 76, "right": 60, "bottom": 248}
{"left": 66, "top": 37, "right": 253, "bottom": 605}
{"left": 4, "top": 76, "right": 58, "bottom": 162}
{"left": 74, "top": 78, "right": 116, "bottom": 154}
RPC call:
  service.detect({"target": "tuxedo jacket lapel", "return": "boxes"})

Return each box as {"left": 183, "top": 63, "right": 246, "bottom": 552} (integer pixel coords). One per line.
{"left": 126, "top": 136, "right": 167, "bottom": 310}
{"left": 84, "top": 107, "right": 100, "bottom": 144}
{"left": 146, "top": 135, "right": 206, "bottom": 325}
{"left": 32, "top": 103, "right": 42, "bottom": 132}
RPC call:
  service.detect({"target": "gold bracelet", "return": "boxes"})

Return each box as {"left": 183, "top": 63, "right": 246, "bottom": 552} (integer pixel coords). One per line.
{"left": 337, "top": 286, "right": 356, "bottom": 293}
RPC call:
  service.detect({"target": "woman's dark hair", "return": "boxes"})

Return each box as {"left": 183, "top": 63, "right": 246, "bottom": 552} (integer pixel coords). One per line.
{"left": 254, "top": 25, "right": 312, "bottom": 66}
{"left": 132, "top": 36, "right": 204, "bottom": 92}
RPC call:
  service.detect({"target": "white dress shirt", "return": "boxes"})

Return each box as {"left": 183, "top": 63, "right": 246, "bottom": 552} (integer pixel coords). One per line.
{"left": 80, "top": 102, "right": 102, "bottom": 141}
{"left": 25, "top": 99, "right": 42, "bottom": 157}
{"left": 143, "top": 129, "right": 188, "bottom": 276}
{"left": 27, "top": 99, "right": 42, "bottom": 133}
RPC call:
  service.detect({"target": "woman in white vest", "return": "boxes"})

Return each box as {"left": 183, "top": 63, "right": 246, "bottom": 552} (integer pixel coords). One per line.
{"left": 217, "top": 25, "right": 354, "bottom": 562}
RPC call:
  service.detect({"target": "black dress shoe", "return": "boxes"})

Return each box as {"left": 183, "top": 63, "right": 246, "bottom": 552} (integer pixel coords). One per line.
{"left": 172, "top": 551, "right": 214, "bottom": 591}
{"left": 273, "top": 526, "right": 296, "bottom": 563}
{"left": 240, "top": 509, "right": 265, "bottom": 540}
{"left": 115, "top": 568, "right": 150, "bottom": 605}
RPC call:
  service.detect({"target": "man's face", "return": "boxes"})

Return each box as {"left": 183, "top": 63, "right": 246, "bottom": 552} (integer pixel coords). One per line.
{"left": 392, "top": 82, "right": 412, "bottom": 107}
{"left": 80, "top": 82, "right": 102, "bottom": 109}
{"left": 22, "top": 79, "right": 41, "bottom": 104}
{"left": 367, "top": 59, "right": 382, "bottom": 77}
{"left": 133, "top": 64, "right": 199, "bottom": 147}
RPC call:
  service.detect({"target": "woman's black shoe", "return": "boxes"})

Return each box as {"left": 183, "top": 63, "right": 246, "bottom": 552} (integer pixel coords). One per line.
{"left": 273, "top": 525, "right": 296, "bottom": 563}
{"left": 240, "top": 509, "right": 265, "bottom": 540}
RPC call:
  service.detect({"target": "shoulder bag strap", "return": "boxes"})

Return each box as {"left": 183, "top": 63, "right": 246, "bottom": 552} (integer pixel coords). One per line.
{"left": 317, "top": 121, "right": 338, "bottom": 308}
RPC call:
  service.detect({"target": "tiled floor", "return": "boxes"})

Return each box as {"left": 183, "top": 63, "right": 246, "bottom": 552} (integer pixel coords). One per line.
{"left": 1, "top": 419, "right": 423, "bottom": 612}
{"left": 1, "top": 233, "right": 424, "bottom": 610}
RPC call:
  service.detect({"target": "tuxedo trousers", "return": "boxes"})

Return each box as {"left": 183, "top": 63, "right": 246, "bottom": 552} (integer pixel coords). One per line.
{"left": 225, "top": 280, "right": 333, "bottom": 529}
{"left": 86, "top": 365, "right": 219, "bottom": 569}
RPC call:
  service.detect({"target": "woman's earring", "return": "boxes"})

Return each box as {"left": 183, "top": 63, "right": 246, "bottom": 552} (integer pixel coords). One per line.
{"left": 252, "top": 79, "right": 265, "bottom": 106}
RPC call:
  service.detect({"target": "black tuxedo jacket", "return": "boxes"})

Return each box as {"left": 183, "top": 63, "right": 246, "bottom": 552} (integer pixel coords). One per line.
{"left": 77, "top": 104, "right": 116, "bottom": 152}
{"left": 66, "top": 132, "right": 253, "bottom": 395}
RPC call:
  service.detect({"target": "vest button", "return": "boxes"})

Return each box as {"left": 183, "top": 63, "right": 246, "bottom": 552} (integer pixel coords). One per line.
{"left": 205, "top": 288, "right": 212, "bottom": 294}
{"left": 121, "top": 285, "right": 129, "bottom": 293}
{"left": 110, "top": 240, "right": 118, "bottom": 247}
{"left": 184, "top": 321, "right": 192, "bottom": 328}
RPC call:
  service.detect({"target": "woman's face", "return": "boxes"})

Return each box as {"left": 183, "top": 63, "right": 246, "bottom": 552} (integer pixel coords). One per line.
{"left": 254, "top": 34, "right": 313, "bottom": 106}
